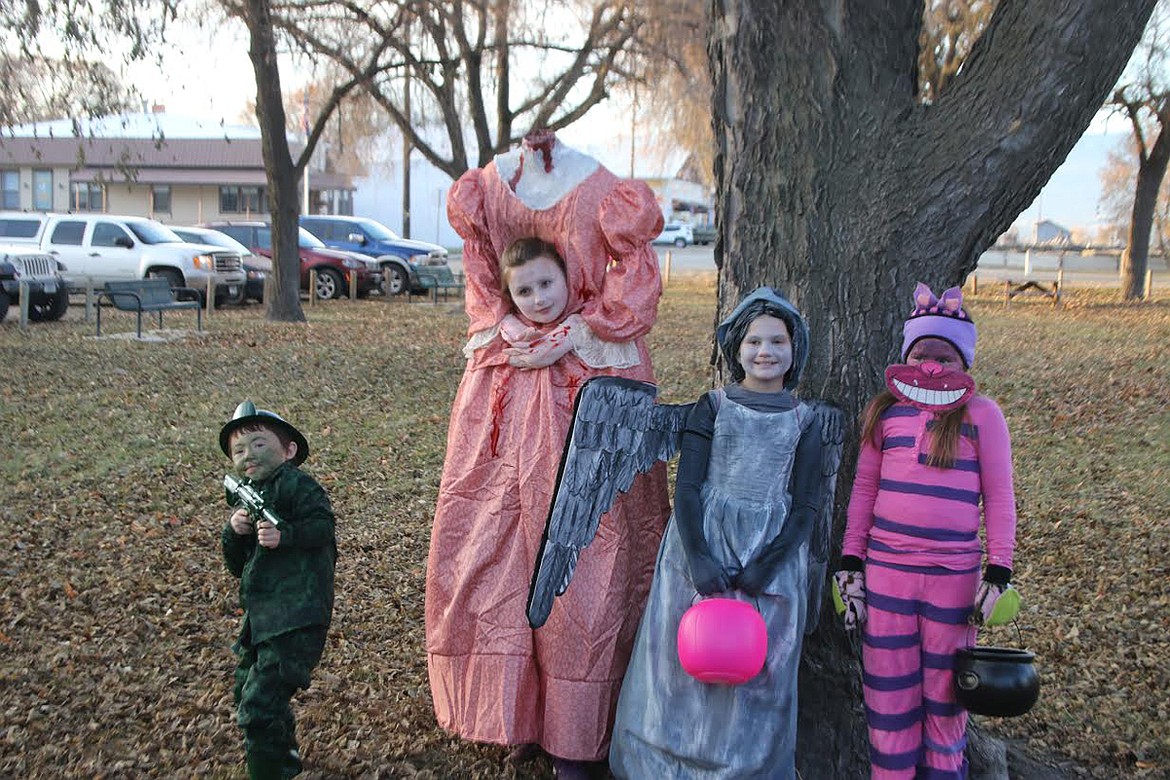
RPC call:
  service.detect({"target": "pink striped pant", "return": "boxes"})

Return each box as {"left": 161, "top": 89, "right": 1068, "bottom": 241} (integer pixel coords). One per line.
{"left": 862, "top": 559, "right": 980, "bottom": 780}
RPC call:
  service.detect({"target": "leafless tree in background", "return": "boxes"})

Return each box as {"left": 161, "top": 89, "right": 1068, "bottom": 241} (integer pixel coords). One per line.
{"left": 918, "top": 0, "right": 998, "bottom": 103}
{"left": 217, "top": 0, "right": 399, "bottom": 321}
{"left": 1099, "top": 143, "right": 1170, "bottom": 252}
{"left": 0, "top": 55, "right": 136, "bottom": 128}
{"left": 1110, "top": 0, "right": 1170, "bottom": 300}
{"left": 619, "top": 0, "right": 714, "bottom": 187}
{"left": 270, "top": 0, "right": 650, "bottom": 181}
{"left": 0, "top": 0, "right": 177, "bottom": 129}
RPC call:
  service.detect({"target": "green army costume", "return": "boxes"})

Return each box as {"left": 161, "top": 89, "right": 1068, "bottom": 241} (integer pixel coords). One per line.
{"left": 220, "top": 402, "right": 337, "bottom": 780}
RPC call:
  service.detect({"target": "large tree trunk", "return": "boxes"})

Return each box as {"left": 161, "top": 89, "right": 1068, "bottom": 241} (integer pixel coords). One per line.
{"left": 244, "top": 0, "right": 306, "bottom": 323}
{"left": 1122, "top": 124, "right": 1170, "bottom": 300}
{"left": 709, "top": 0, "right": 1155, "bottom": 775}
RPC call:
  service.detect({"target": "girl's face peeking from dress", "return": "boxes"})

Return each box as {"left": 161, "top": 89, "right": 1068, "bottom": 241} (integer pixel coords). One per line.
{"left": 737, "top": 314, "right": 792, "bottom": 393}
{"left": 505, "top": 255, "right": 569, "bottom": 324}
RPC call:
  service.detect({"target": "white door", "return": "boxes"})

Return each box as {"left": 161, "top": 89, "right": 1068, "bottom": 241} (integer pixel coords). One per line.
{"left": 87, "top": 220, "right": 140, "bottom": 283}
{"left": 41, "top": 219, "right": 92, "bottom": 288}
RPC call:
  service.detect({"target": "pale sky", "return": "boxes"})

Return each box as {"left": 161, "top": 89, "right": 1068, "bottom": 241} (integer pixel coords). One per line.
{"left": 125, "top": 18, "right": 277, "bottom": 124}
{"left": 120, "top": 13, "right": 1124, "bottom": 236}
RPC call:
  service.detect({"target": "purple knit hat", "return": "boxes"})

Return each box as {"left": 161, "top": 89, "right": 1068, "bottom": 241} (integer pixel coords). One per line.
{"left": 901, "top": 283, "right": 977, "bottom": 368}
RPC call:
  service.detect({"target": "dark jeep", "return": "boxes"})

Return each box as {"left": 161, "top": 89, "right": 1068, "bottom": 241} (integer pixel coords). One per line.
{"left": 0, "top": 244, "right": 70, "bottom": 322}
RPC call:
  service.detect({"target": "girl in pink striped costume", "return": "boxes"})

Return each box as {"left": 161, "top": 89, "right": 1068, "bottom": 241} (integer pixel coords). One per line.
{"left": 836, "top": 283, "right": 1018, "bottom": 780}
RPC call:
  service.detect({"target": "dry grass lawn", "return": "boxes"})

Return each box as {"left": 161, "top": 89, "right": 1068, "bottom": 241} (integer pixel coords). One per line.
{"left": 0, "top": 279, "right": 1166, "bottom": 778}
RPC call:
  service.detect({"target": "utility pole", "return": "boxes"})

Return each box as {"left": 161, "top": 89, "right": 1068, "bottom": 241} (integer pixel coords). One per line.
{"left": 302, "top": 89, "right": 310, "bottom": 214}
{"left": 401, "top": 15, "right": 412, "bottom": 239}
{"left": 629, "top": 80, "right": 637, "bottom": 178}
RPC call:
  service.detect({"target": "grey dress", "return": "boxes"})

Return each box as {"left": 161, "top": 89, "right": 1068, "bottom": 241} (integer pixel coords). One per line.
{"left": 609, "top": 388, "right": 813, "bottom": 779}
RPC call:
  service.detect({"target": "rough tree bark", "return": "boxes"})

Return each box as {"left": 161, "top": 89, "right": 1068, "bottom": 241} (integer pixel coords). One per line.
{"left": 708, "top": 0, "right": 1156, "bottom": 776}
{"left": 242, "top": 0, "right": 307, "bottom": 323}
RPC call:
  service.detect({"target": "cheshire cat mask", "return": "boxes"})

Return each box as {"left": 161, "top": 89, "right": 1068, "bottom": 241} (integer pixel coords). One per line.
{"left": 884, "top": 361, "right": 975, "bottom": 412}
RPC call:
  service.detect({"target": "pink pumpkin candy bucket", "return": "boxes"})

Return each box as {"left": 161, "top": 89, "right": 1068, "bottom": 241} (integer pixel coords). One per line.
{"left": 677, "top": 597, "right": 767, "bottom": 685}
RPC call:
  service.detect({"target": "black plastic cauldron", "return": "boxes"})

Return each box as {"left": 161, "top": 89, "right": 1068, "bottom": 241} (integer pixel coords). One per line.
{"left": 953, "top": 647, "right": 1040, "bottom": 717}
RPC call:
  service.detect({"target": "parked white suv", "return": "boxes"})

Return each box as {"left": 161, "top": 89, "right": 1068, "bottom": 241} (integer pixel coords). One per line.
{"left": 652, "top": 223, "right": 695, "bottom": 248}
{"left": 0, "top": 212, "right": 246, "bottom": 303}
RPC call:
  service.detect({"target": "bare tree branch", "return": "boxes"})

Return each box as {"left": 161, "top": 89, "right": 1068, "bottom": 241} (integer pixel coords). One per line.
{"left": 264, "top": 0, "right": 654, "bottom": 179}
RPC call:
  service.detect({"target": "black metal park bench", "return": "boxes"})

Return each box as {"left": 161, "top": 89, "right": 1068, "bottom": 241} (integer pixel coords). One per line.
{"left": 96, "top": 279, "right": 203, "bottom": 337}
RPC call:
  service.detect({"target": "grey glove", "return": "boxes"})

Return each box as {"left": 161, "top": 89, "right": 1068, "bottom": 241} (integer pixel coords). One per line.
{"left": 833, "top": 569, "right": 867, "bottom": 630}
{"left": 688, "top": 553, "right": 732, "bottom": 596}
{"left": 972, "top": 565, "right": 1017, "bottom": 626}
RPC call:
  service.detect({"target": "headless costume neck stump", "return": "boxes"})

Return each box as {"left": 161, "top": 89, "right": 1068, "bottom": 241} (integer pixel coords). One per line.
{"left": 495, "top": 129, "right": 600, "bottom": 210}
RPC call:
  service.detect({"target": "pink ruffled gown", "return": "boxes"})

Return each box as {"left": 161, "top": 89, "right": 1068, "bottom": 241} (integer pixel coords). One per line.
{"left": 425, "top": 159, "right": 672, "bottom": 761}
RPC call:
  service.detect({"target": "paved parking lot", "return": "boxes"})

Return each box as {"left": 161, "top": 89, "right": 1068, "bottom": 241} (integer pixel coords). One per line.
{"left": 650, "top": 245, "right": 1167, "bottom": 290}
{"left": 448, "top": 244, "right": 1164, "bottom": 289}
{"left": 449, "top": 244, "right": 716, "bottom": 277}
{"left": 654, "top": 245, "right": 717, "bottom": 275}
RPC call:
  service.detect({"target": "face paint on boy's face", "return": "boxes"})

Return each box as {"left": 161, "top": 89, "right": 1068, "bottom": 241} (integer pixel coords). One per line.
{"left": 230, "top": 429, "right": 294, "bottom": 482}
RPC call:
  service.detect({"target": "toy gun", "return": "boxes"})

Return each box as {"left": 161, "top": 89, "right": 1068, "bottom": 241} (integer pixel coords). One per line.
{"left": 224, "top": 473, "right": 284, "bottom": 529}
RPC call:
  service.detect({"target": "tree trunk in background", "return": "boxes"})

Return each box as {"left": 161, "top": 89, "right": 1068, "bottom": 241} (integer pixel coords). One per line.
{"left": 243, "top": 0, "right": 306, "bottom": 323}
{"left": 709, "top": 0, "right": 1155, "bottom": 775}
{"left": 1122, "top": 123, "right": 1170, "bottom": 300}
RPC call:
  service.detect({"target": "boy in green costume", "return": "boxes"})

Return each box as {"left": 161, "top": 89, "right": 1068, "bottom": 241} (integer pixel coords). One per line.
{"left": 219, "top": 401, "right": 337, "bottom": 780}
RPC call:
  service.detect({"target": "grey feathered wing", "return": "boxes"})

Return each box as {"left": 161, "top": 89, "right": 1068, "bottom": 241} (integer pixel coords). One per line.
{"left": 802, "top": 400, "right": 846, "bottom": 634}
{"left": 526, "top": 376, "right": 693, "bottom": 628}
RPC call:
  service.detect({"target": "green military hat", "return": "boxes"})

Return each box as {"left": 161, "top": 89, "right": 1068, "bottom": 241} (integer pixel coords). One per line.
{"left": 219, "top": 400, "right": 309, "bottom": 466}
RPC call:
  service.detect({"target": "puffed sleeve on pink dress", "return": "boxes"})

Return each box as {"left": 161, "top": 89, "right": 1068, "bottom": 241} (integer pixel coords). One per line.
{"left": 446, "top": 169, "right": 509, "bottom": 336}
{"left": 581, "top": 179, "right": 665, "bottom": 343}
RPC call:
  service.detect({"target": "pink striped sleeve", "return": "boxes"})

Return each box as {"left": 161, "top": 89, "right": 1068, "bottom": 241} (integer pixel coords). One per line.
{"left": 842, "top": 435, "right": 882, "bottom": 559}
{"left": 973, "top": 397, "right": 1017, "bottom": 568}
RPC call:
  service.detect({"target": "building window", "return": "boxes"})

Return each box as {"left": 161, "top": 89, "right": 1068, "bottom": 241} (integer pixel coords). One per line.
{"left": 1, "top": 170, "right": 18, "bottom": 209}
{"left": 219, "top": 185, "right": 266, "bottom": 215}
{"left": 151, "top": 185, "right": 172, "bottom": 215}
{"left": 316, "top": 189, "right": 354, "bottom": 216}
{"left": 219, "top": 186, "right": 238, "bottom": 213}
{"left": 32, "top": 169, "right": 52, "bottom": 210}
{"left": 241, "top": 186, "right": 263, "bottom": 214}
{"left": 70, "top": 182, "right": 106, "bottom": 212}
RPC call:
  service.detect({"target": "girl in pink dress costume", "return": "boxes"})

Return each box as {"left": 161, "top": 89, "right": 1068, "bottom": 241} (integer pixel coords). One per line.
{"left": 836, "top": 283, "right": 1018, "bottom": 780}
{"left": 425, "top": 130, "right": 671, "bottom": 778}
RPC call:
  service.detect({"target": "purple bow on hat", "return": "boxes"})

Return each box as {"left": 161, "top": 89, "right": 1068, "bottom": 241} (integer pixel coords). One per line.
{"left": 901, "top": 282, "right": 977, "bottom": 369}
{"left": 911, "top": 283, "right": 970, "bottom": 319}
